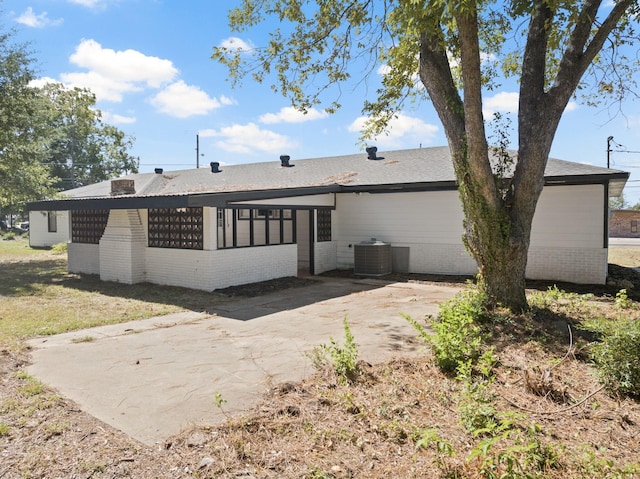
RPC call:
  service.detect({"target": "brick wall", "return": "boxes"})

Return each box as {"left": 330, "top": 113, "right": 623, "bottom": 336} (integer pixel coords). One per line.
{"left": 99, "top": 210, "right": 146, "bottom": 284}
{"left": 527, "top": 247, "right": 607, "bottom": 285}
{"left": 314, "top": 241, "right": 337, "bottom": 274}
{"left": 609, "top": 210, "right": 640, "bottom": 238}
{"left": 145, "top": 244, "right": 297, "bottom": 291}
{"left": 68, "top": 243, "right": 100, "bottom": 275}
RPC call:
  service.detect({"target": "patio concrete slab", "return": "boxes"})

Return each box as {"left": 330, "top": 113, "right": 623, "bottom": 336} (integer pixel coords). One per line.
{"left": 27, "top": 277, "right": 460, "bottom": 446}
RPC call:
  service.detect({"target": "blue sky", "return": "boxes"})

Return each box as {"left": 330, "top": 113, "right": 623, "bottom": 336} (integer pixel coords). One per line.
{"left": 5, "top": 0, "right": 640, "bottom": 202}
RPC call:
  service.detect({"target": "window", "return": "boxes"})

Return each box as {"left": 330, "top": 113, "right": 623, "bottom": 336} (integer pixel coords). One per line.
{"left": 47, "top": 211, "right": 57, "bottom": 233}
{"left": 238, "top": 208, "right": 291, "bottom": 220}
{"left": 317, "top": 209, "right": 332, "bottom": 242}
{"left": 217, "top": 207, "right": 294, "bottom": 248}
{"left": 71, "top": 210, "right": 109, "bottom": 244}
{"left": 632, "top": 220, "right": 637, "bottom": 233}
{"left": 148, "top": 207, "right": 203, "bottom": 250}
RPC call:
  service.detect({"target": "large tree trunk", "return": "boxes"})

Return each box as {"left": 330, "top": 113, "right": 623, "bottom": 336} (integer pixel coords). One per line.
{"left": 417, "top": 1, "right": 632, "bottom": 312}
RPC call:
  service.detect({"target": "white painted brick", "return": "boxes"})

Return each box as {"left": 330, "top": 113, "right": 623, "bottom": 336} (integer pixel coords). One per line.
{"left": 314, "top": 241, "right": 337, "bottom": 274}
{"left": 68, "top": 243, "right": 100, "bottom": 274}
{"left": 99, "top": 210, "right": 146, "bottom": 284}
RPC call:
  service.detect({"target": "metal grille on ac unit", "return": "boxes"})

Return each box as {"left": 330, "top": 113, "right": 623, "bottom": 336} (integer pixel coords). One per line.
{"left": 353, "top": 238, "right": 392, "bottom": 276}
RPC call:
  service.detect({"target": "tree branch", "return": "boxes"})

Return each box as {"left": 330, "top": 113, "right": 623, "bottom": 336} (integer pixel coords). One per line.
{"left": 550, "top": 0, "right": 629, "bottom": 108}
{"left": 456, "top": 6, "right": 499, "bottom": 210}
{"left": 418, "top": 22, "right": 465, "bottom": 161}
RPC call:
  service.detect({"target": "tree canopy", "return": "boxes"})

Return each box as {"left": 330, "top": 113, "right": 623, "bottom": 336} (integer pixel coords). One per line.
{"left": 214, "top": 0, "right": 640, "bottom": 311}
{"left": 0, "top": 30, "right": 52, "bottom": 217}
{"left": 0, "top": 27, "right": 138, "bottom": 217}
{"left": 41, "top": 84, "right": 138, "bottom": 192}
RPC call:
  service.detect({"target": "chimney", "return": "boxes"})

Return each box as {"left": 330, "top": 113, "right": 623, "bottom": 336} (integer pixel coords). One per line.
{"left": 366, "top": 146, "right": 378, "bottom": 160}
{"left": 210, "top": 161, "right": 221, "bottom": 173}
{"left": 280, "top": 155, "right": 292, "bottom": 167}
{"left": 111, "top": 179, "right": 136, "bottom": 196}
{"left": 154, "top": 168, "right": 163, "bottom": 174}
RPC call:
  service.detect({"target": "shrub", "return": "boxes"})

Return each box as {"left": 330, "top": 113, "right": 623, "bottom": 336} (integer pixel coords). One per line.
{"left": 587, "top": 318, "right": 640, "bottom": 398}
{"left": 407, "top": 286, "right": 487, "bottom": 373}
{"left": 309, "top": 317, "right": 359, "bottom": 384}
{"left": 2, "top": 231, "right": 16, "bottom": 241}
{"left": 50, "top": 242, "right": 68, "bottom": 255}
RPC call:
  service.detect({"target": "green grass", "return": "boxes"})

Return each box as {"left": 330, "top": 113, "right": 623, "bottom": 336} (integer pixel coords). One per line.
{"left": 0, "top": 237, "right": 229, "bottom": 349}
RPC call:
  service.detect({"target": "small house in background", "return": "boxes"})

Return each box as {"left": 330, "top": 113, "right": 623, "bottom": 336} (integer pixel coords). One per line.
{"left": 27, "top": 146, "right": 629, "bottom": 289}
{"left": 28, "top": 211, "right": 70, "bottom": 247}
{"left": 609, "top": 209, "right": 640, "bottom": 238}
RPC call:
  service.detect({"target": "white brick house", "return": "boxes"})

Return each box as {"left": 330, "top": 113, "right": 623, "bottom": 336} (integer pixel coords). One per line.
{"left": 27, "top": 146, "right": 628, "bottom": 289}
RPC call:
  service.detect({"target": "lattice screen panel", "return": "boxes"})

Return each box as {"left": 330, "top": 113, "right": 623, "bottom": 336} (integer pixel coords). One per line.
{"left": 71, "top": 210, "right": 109, "bottom": 244}
{"left": 317, "top": 209, "right": 332, "bottom": 242}
{"left": 148, "top": 207, "right": 203, "bottom": 250}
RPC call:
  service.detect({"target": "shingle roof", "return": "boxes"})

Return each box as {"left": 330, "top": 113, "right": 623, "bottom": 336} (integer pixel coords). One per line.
{"left": 28, "top": 146, "right": 629, "bottom": 210}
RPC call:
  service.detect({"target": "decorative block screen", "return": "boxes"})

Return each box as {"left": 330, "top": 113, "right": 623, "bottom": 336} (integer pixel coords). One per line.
{"left": 71, "top": 210, "right": 109, "bottom": 244}
{"left": 317, "top": 209, "right": 332, "bottom": 242}
{"left": 148, "top": 207, "right": 204, "bottom": 250}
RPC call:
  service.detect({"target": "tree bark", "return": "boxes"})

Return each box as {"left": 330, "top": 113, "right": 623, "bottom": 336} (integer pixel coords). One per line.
{"left": 417, "top": 1, "right": 634, "bottom": 312}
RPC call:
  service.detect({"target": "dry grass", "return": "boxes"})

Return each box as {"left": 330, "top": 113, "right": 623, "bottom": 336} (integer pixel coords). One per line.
{"left": 0, "top": 237, "right": 231, "bottom": 346}
{"left": 1, "top": 237, "right": 639, "bottom": 478}
{"left": 608, "top": 245, "right": 640, "bottom": 268}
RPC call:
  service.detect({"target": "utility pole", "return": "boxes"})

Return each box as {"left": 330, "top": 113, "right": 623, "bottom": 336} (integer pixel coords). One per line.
{"left": 196, "top": 133, "right": 200, "bottom": 169}
{"left": 607, "top": 135, "right": 613, "bottom": 168}
{"left": 196, "top": 133, "right": 205, "bottom": 168}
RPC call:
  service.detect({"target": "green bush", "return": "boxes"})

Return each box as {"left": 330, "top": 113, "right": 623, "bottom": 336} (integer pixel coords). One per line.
{"left": 50, "top": 242, "right": 68, "bottom": 255}
{"left": 407, "top": 286, "right": 487, "bottom": 374}
{"left": 309, "top": 317, "right": 359, "bottom": 384}
{"left": 2, "top": 231, "right": 16, "bottom": 241}
{"left": 587, "top": 318, "right": 640, "bottom": 398}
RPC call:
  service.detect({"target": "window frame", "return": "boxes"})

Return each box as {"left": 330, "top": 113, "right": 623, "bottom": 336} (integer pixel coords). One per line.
{"left": 47, "top": 211, "right": 57, "bottom": 233}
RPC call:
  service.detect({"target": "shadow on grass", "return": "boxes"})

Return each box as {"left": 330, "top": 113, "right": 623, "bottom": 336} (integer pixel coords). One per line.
{"left": 0, "top": 258, "right": 340, "bottom": 316}
{"left": 0, "top": 259, "right": 68, "bottom": 296}
{"left": 0, "top": 258, "right": 233, "bottom": 314}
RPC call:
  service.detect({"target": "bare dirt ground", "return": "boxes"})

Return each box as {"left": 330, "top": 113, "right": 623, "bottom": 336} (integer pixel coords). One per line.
{"left": 2, "top": 268, "right": 640, "bottom": 478}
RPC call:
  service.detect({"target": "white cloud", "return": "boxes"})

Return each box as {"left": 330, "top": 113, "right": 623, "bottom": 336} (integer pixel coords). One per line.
{"left": 101, "top": 111, "right": 136, "bottom": 124}
{"left": 199, "top": 123, "right": 296, "bottom": 154}
{"left": 70, "top": 39, "right": 178, "bottom": 88}
{"left": 60, "top": 70, "right": 142, "bottom": 102}
{"left": 29, "top": 76, "right": 60, "bottom": 88}
{"left": 483, "top": 91, "right": 519, "bottom": 117}
{"left": 219, "top": 37, "right": 254, "bottom": 52}
{"left": 51, "top": 39, "right": 179, "bottom": 102}
{"left": 259, "top": 106, "right": 328, "bottom": 124}
{"left": 565, "top": 101, "right": 578, "bottom": 112}
{"left": 483, "top": 91, "right": 578, "bottom": 117}
{"left": 220, "top": 95, "right": 237, "bottom": 106}
{"left": 150, "top": 81, "right": 225, "bottom": 118}
{"left": 377, "top": 64, "right": 391, "bottom": 76}
{"left": 16, "top": 7, "right": 63, "bottom": 28}
{"left": 348, "top": 113, "right": 439, "bottom": 148}
{"left": 68, "top": 0, "right": 107, "bottom": 7}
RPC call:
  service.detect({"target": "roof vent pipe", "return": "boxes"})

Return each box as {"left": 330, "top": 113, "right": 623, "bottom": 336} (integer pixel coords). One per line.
{"left": 210, "top": 161, "right": 221, "bottom": 173}
{"left": 154, "top": 168, "right": 163, "bottom": 174}
{"left": 366, "top": 146, "right": 378, "bottom": 160}
{"left": 280, "top": 155, "right": 291, "bottom": 167}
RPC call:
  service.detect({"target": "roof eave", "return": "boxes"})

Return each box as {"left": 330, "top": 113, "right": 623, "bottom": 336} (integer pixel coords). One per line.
{"left": 543, "top": 171, "right": 629, "bottom": 197}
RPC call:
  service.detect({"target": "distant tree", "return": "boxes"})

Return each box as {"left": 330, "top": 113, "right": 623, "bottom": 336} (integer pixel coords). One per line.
{"left": 41, "top": 84, "right": 139, "bottom": 191}
{"left": 214, "top": 0, "right": 640, "bottom": 312}
{"left": 610, "top": 194, "right": 629, "bottom": 210}
{"left": 0, "top": 23, "right": 138, "bottom": 217}
{"left": 0, "top": 28, "right": 53, "bottom": 217}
